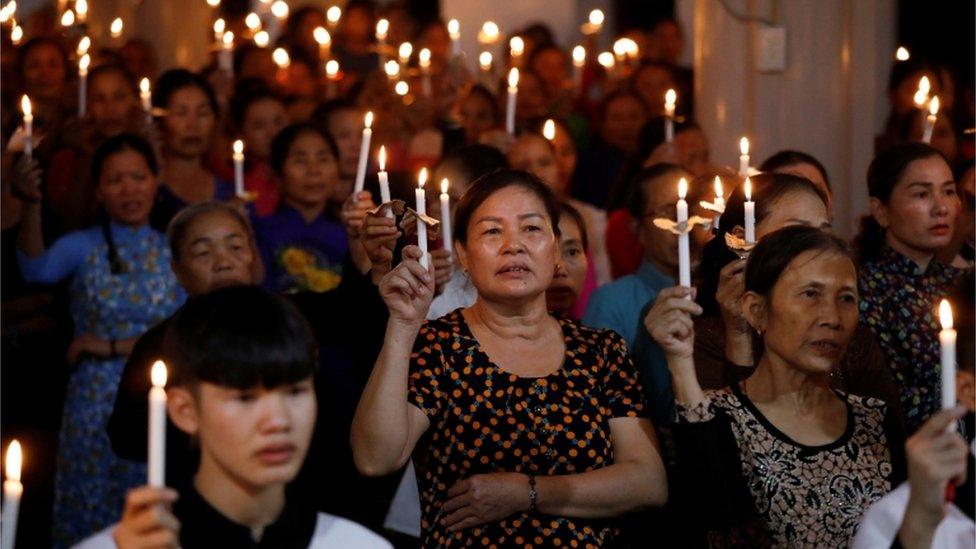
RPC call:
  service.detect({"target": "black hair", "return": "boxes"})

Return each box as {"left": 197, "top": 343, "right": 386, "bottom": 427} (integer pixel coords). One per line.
{"left": 87, "top": 63, "right": 138, "bottom": 97}
{"left": 527, "top": 42, "right": 566, "bottom": 71}
{"left": 453, "top": 169, "right": 561, "bottom": 245}
{"left": 625, "top": 163, "right": 690, "bottom": 219}
{"left": 630, "top": 59, "right": 677, "bottom": 86}
{"left": 163, "top": 286, "right": 317, "bottom": 389}
{"left": 229, "top": 78, "right": 283, "bottom": 130}
{"left": 649, "top": 17, "right": 681, "bottom": 34}
{"left": 436, "top": 144, "right": 508, "bottom": 188}
{"left": 167, "top": 201, "right": 253, "bottom": 261}
{"left": 17, "top": 36, "right": 69, "bottom": 80}
{"left": 949, "top": 270, "right": 975, "bottom": 374}
{"left": 269, "top": 123, "right": 339, "bottom": 176}
{"left": 152, "top": 69, "right": 219, "bottom": 116}
{"left": 599, "top": 89, "right": 646, "bottom": 125}
{"left": 745, "top": 225, "right": 853, "bottom": 298}
{"left": 311, "top": 98, "right": 360, "bottom": 133}
{"left": 559, "top": 201, "right": 589, "bottom": 251}
{"left": 460, "top": 84, "right": 501, "bottom": 124}
{"left": 90, "top": 134, "right": 160, "bottom": 275}
{"left": 696, "top": 172, "right": 829, "bottom": 316}
{"left": 232, "top": 43, "right": 269, "bottom": 78}
{"left": 759, "top": 150, "right": 832, "bottom": 192}
{"left": 518, "top": 23, "right": 555, "bottom": 51}
{"left": 853, "top": 142, "right": 947, "bottom": 265}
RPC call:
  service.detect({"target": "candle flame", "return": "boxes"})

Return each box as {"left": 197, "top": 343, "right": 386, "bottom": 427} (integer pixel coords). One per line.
{"left": 418, "top": 167, "right": 428, "bottom": 188}
{"left": 508, "top": 67, "right": 519, "bottom": 88}
{"left": 398, "top": 42, "right": 413, "bottom": 61}
{"left": 364, "top": 111, "right": 373, "bottom": 128}
{"left": 222, "top": 30, "right": 234, "bottom": 47}
{"left": 588, "top": 9, "right": 604, "bottom": 26}
{"left": 447, "top": 19, "right": 459, "bottom": 37}
{"left": 75, "top": 0, "right": 87, "bottom": 16}
{"left": 479, "top": 51, "right": 492, "bottom": 69}
{"left": 271, "top": 0, "right": 288, "bottom": 18}
{"left": 918, "top": 76, "right": 930, "bottom": 95}
{"left": 895, "top": 47, "right": 909, "bottom": 61}
{"left": 273, "top": 47, "right": 290, "bottom": 68}
{"left": 0, "top": 1, "right": 14, "bottom": 24}
{"left": 419, "top": 48, "right": 431, "bottom": 67}
{"left": 151, "top": 360, "right": 167, "bottom": 388}
{"left": 384, "top": 59, "right": 400, "bottom": 78}
{"left": 207, "top": 0, "right": 220, "bottom": 6}
{"left": 678, "top": 177, "right": 688, "bottom": 200}
{"left": 254, "top": 31, "right": 269, "bottom": 47}
{"left": 572, "top": 45, "right": 585, "bottom": 65}
{"left": 77, "top": 53, "right": 89, "bottom": 72}
{"left": 213, "top": 18, "right": 225, "bottom": 36}
{"left": 10, "top": 23, "right": 22, "bottom": 44}
{"left": 481, "top": 21, "right": 499, "bottom": 40}
{"left": 510, "top": 36, "right": 524, "bottom": 56}
{"left": 395, "top": 81, "right": 409, "bottom": 96}
{"left": 233, "top": 139, "right": 244, "bottom": 155}
{"left": 441, "top": 178, "right": 449, "bottom": 194}
{"left": 77, "top": 36, "right": 91, "bottom": 55}
{"left": 6, "top": 440, "right": 22, "bottom": 482}
{"left": 613, "top": 39, "right": 627, "bottom": 57}
{"left": 110, "top": 17, "right": 123, "bottom": 36}
{"left": 325, "top": 59, "right": 339, "bottom": 77}
{"left": 376, "top": 18, "right": 389, "bottom": 39}
{"left": 928, "top": 95, "right": 940, "bottom": 116}
{"left": 245, "top": 12, "right": 261, "bottom": 31}
{"left": 20, "top": 94, "right": 31, "bottom": 117}
{"left": 543, "top": 119, "right": 556, "bottom": 141}
{"left": 60, "top": 9, "right": 74, "bottom": 27}
{"left": 739, "top": 137, "right": 749, "bottom": 155}
{"left": 913, "top": 89, "right": 928, "bottom": 108}
{"left": 378, "top": 146, "right": 386, "bottom": 171}
{"left": 597, "top": 52, "right": 614, "bottom": 69}
{"left": 665, "top": 88, "right": 676, "bottom": 109}
{"left": 940, "top": 299, "right": 953, "bottom": 330}
{"left": 744, "top": 177, "right": 752, "bottom": 201}
{"left": 140, "top": 77, "right": 150, "bottom": 94}
{"left": 327, "top": 6, "right": 341, "bottom": 24}
{"left": 314, "top": 27, "right": 330, "bottom": 46}
{"left": 714, "top": 176, "right": 723, "bottom": 198}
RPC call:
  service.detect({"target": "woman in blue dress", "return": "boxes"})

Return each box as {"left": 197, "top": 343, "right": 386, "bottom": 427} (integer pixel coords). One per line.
{"left": 16, "top": 134, "right": 185, "bottom": 547}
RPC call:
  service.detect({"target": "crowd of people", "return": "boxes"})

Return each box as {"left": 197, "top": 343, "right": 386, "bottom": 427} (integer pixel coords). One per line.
{"left": 0, "top": 1, "right": 974, "bottom": 548}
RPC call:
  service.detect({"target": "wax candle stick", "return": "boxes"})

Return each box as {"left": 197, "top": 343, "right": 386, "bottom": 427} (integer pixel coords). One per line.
{"left": 439, "top": 178, "right": 453, "bottom": 258}
{"left": 583, "top": 9, "right": 604, "bottom": 35}
{"left": 353, "top": 111, "right": 374, "bottom": 194}
{"left": 447, "top": 19, "right": 461, "bottom": 58}
{"left": 110, "top": 17, "right": 123, "bottom": 45}
{"left": 220, "top": 31, "right": 235, "bottom": 76}
{"left": 572, "top": 46, "right": 585, "bottom": 95}
{"left": 233, "top": 140, "right": 245, "bottom": 198}
{"left": 509, "top": 36, "right": 524, "bottom": 68}
{"left": 139, "top": 78, "right": 152, "bottom": 124}
{"left": 712, "top": 176, "right": 725, "bottom": 229}
{"left": 78, "top": 53, "right": 90, "bottom": 117}
{"left": 416, "top": 168, "right": 429, "bottom": 269}
{"left": 314, "top": 26, "right": 331, "bottom": 62}
{"left": 940, "top": 300, "right": 957, "bottom": 424}
{"left": 148, "top": 361, "right": 167, "bottom": 487}
{"left": 376, "top": 18, "right": 389, "bottom": 64}
{"left": 505, "top": 68, "right": 519, "bottom": 136}
{"left": 744, "top": 177, "right": 756, "bottom": 244}
{"left": 20, "top": 95, "right": 32, "bottom": 161}
{"left": 739, "top": 137, "right": 750, "bottom": 178}
{"left": 77, "top": 36, "right": 91, "bottom": 57}
{"left": 677, "top": 177, "right": 691, "bottom": 291}
{"left": 75, "top": 0, "right": 87, "bottom": 24}
{"left": 377, "top": 146, "right": 392, "bottom": 217}
{"left": 419, "top": 48, "right": 432, "bottom": 98}
{"left": 325, "top": 60, "right": 340, "bottom": 99}
{"left": 922, "top": 96, "right": 939, "bottom": 144}
{"left": 664, "top": 88, "right": 676, "bottom": 143}
{"left": 1, "top": 440, "right": 22, "bottom": 549}
{"left": 327, "top": 6, "right": 341, "bottom": 32}
{"left": 398, "top": 42, "right": 412, "bottom": 66}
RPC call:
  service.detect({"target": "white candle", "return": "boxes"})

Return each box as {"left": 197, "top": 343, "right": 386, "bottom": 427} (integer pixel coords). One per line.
{"left": 584, "top": 9, "right": 604, "bottom": 35}
{"left": 677, "top": 178, "right": 691, "bottom": 290}
{"left": 75, "top": 0, "right": 87, "bottom": 23}
{"left": 220, "top": 31, "right": 235, "bottom": 76}
{"left": 664, "top": 88, "right": 676, "bottom": 143}
{"left": 1, "top": 440, "right": 22, "bottom": 549}
{"left": 940, "top": 300, "right": 957, "bottom": 425}
{"left": 572, "top": 45, "right": 585, "bottom": 95}
{"left": 254, "top": 30, "right": 270, "bottom": 48}
{"left": 447, "top": 19, "right": 461, "bottom": 57}
{"left": 376, "top": 18, "right": 389, "bottom": 64}
{"left": 479, "top": 51, "right": 493, "bottom": 81}
{"left": 325, "top": 60, "right": 339, "bottom": 99}
{"left": 233, "top": 140, "right": 245, "bottom": 198}
{"left": 139, "top": 77, "right": 152, "bottom": 124}
{"left": 314, "top": 26, "right": 331, "bottom": 62}
{"left": 398, "top": 42, "right": 413, "bottom": 66}
{"left": 353, "top": 112, "right": 373, "bottom": 194}
{"left": 505, "top": 68, "right": 519, "bottom": 136}
{"left": 440, "top": 178, "right": 452, "bottom": 258}
{"left": 713, "top": 176, "right": 725, "bottom": 230}
{"left": 20, "top": 95, "right": 32, "bottom": 161}
{"left": 326, "top": 6, "right": 341, "bottom": 32}
{"left": 110, "top": 17, "right": 123, "bottom": 45}
{"left": 78, "top": 53, "right": 90, "bottom": 117}
{"left": 509, "top": 36, "right": 524, "bottom": 68}
{"left": 377, "top": 146, "right": 392, "bottom": 218}
{"left": 744, "top": 176, "right": 756, "bottom": 244}
{"left": 739, "top": 137, "right": 750, "bottom": 178}
{"left": 419, "top": 48, "right": 432, "bottom": 98}
{"left": 148, "top": 361, "right": 167, "bottom": 487}
{"left": 213, "top": 18, "right": 225, "bottom": 43}
{"left": 922, "top": 96, "right": 939, "bottom": 144}
{"left": 416, "top": 169, "right": 429, "bottom": 269}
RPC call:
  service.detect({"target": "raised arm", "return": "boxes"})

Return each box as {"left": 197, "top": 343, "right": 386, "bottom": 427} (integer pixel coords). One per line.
{"left": 646, "top": 286, "right": 706, "bottom": 407}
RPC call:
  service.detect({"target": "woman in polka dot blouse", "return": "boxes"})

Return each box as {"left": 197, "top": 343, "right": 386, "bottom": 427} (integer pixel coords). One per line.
{"left": 352, "top": 170, "right": 667, "bottom": 548}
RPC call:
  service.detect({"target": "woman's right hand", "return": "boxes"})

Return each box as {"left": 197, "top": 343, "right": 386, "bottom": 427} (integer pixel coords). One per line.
{"left": 112, "top": 486, "right": 180, "bottom": 549}
{"left": 360, "top": 210, "right": 401, "bottom": 277}
{"left": 716, "top": 259, "right": 748, "bottom": 333}
{"left": 645, "top": 286, "right": 702, "bottom": 362}
{"left": 12, "top": 155, "right": 42, "bottom": 203}
{"left": 380, "top": 245, "right": 434, "bottom": 326}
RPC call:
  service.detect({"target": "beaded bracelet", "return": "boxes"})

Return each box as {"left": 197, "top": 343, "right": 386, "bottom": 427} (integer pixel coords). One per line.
{"left": 527, "top": 474, "right": 538, "bottom": 513}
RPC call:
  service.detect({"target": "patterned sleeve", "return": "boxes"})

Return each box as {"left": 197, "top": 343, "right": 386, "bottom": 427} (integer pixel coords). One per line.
{"left": 407, "top": 321, "right": 448, "bottom": 419}
{"left": 599, "top": 330, "right": 647, "bottom": 419}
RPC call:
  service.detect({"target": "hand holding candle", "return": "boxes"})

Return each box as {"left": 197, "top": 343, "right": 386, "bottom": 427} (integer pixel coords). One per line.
{"left": 743, "top": 177, "right": 756, "bottom": 244}
{"left": 440, "top": 179, "right": 452, "bottom": 258}
{"left": 416, "top": 169, "right": 430, "bottom": 269}
{"left": 2, "top": 440, "right": 22, "bottom": 549}
{"left": 677, "top": 177, "right": 691, "bottom": 291}
{"left": 148, "top": 361, "right": 167, "bottom": 487}
{"left": 505, "top": 68, "right": 519, "bottom": 136}
{"left": 664, "top": 88, "right": 676, "bottom": 143}
{"left": 353, "top": 112, "right": 374, "bottom": 194}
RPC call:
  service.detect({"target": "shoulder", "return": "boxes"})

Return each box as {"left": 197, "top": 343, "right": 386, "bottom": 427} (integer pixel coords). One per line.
{"left": 71, "top": 525, "right": 117, "bottom": 549}
{"left": 565, "top": 317, "right": 627, "bottom": 351}
{"left": 588, "top": 275, "right": 641, "bottom": 305}
{"left": 844, "top": 392, "right": 888, "bottom": 416}
{"left": 309, "top": 513, "right": 392, "bottom": 548}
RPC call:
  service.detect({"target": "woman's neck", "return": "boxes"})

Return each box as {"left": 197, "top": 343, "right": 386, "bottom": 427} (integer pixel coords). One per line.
{"left": 468, "top": 294, "right": 553, "bottom": 341}
{"left": 194, "top": 455, "right": 285, "bottom": 542}
{"left": 885, "top": 232, "right": 935, "bottom": 271}
{"left": 283, "top": 196, "right": 327, "bottom": 223}
{"left": 744, "top": 351, "right": 834, "bottom": 413}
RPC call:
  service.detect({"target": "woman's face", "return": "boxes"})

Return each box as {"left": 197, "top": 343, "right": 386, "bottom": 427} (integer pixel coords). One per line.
{"left": 173, "top": 211, "right": 257, "bottom": 296}
{"left": 243, "top": 98, "right": 287, "bottom": 159}
{"left": 325, "top": 108, "right": 364, "bottom": 179}
{"left": 240, "top": 49, "right": 278, "bottom": 88}
{"left": 756, "top": 189, "right": 831, "bottom": 240}
{"left": 508, "top": 135, "right": 562, "bottom": 195}
{"left": 749, "top": 249, "right": 860, "bottom": 374}
{"left": 602, "top": 95, "right": 647, "bottom": 154}
{"left": 516, "top": 72, "right": 548, "bottom": 121}
{"left": 162, "top": 86, "right": 216, "bottom": 158}
{"left": 873, "top": 156, "right": 958, "bottom": 259}
{"left": 280, "top": 132, "right": 339, "bottom": 208}
{"left": 22, "top": 43, "right": 67, "bottom": 101}
{"left": 546, "top": 215, "right": 588, "bottom": 314}
{"left": 531, "top": 49, "right": 568, "bottom": 98}
{"left": 88, "top": 71, "right": 138, "bottom": 137}
{"left": 673, "top": 128, "right": 710, "bottom": 178}
{"left": 457, "top": 185, "right": 559, "bottom": 304}
{"left": 634, "top": 66, "right": 676, "bottom": 116}
{"left": 96, "top": 149, "right": 159, "bottom": 226}
{"left": 458, "top": 91, "right": 496, "bottom": 143}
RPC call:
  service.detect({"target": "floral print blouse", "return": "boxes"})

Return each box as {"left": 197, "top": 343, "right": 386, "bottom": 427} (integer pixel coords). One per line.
{"left": 859, "top": 244, "right": 967, "bottom": 432}
{"left": 409, "top": 310, "right": 646, "bottom": 548}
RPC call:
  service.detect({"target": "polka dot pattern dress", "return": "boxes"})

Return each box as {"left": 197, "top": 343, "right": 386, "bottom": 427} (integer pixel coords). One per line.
{"left": 409, "top": 309, "right": 646, "bottom": 548}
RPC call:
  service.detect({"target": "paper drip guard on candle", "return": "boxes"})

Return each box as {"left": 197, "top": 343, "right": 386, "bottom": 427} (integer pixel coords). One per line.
{"left": 652, "top": 177, "right": 710, "bottom": 287}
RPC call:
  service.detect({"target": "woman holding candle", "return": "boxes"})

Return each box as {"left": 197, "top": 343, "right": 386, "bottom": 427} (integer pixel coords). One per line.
{"left": 647, "top": 225, "right": 906, "bottom": 547}
{"left": 855, "top": 142, "right": 964, "bottom": 433}
{"left": 351, "top": 169, "right": 667, "bottom": 547}
{"left": 16, "top": 134, "right": 185, "bottom": 547}
{"left": 16, "top": 37, "right": 71, "bottom": 132}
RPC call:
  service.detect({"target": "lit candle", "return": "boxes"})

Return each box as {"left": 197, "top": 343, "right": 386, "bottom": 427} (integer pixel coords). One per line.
{"left": 314, "top": 27, "right": 331, "bottom": 62}
{"left": 416, "top": 168, "right": 429, "bottom": 269}
{"left": 584, "top": 9, "right": 604, "bottom": 35}
{"left": 353, "top": 111, "right": 373, "bottom": 194}
{"left": 148, "top": 361, "right": 167, "bottom": 487}
{"left": 939, "top": 299, "right": 957, "bottom": 425}
{"left": 75, "top": 0, "right": 87, "bottom": 22}
{"left": 738, "top": 137, "right": 750, "bottom": 178}
{"left": 505, "top": 68, "right": 519, "bottom": 136}
{"left": 895, "top": 46, "right": 909, "bottom": 61}
{"left": 206, "top": 0, "right": 221, "bottom": 7}
{"left": 270, "top": 0, "right": 288, "bottom": 19}
{"left": 245, "top": 12, "right": 261, "bottom": 33}
{"left": 398, "top": 42, "right": 413, "bottom": 66}
{"left": 77, "top": 53, "right": 90, "bottom": 117}
{"left": 664, "top": 88, "right": 676, "bottom": 142}
{"left": 712, "top": 176, "right": 725, "bottom": 229}
{"left": 233, "top": 140, "right": 245, "bottom": 198}
{"left": 326, "top": 6, "right": 341, "bottom": 31}
{"left": 10, "top": 23, "right": 22, "bottom": 45}
{"left": 440, "top": 178, "right": 453, "bottom": 258}
{"left": 394, "top": 81, "right": 409, "bottom": 98}
{"left": 509, "top": 36, "right": 524, "bottom": 67}
{"left": 613, "top": 38, "right": 628, "bottom": 64}
{"left": 254, "top": 30, "right": 270, "bottom": 47}
{"left": 377, "top": 145, "right": 391, "bottom": 204}
{"left": 542, "top": 119, "right": 556, "bottom": 141}
{"left": 913, "top": 76, "right": 931, "bottom": 108}
{"left": 677, "top": 178, "right": 691, "bottom": 291}
{"left": 77, "top": 36, "right": 91, "bottom": 56}
{"left": 273, "top": 47, "right": 290, "bottom": 70}
{"left": 598, "top": 52, "right": 615, "bottom": 75}
{"left": 922, "top": 96, "right": 939, "bottom": 144}
{"left": 60, "top": 8, "right": 74, "bottom": 27}
{"left": 139, "top": 77, "right": 152, "bottom": 123}
{"left": 220, "top": 31, "right": 235, "bottom": 75}
{"left": 419, "top": 48, "right": 432, "bottom": 98}
{"left": 376, "top": 18, "right": 389, "bottom": 64}
{"left": 743, "top": 176, "right": 755, "bottom": 244}
{"left": 572, "top": 45, "right": 585, "bottom": 94}
{"left": 213, "top": 18, "right": 225, "bottom": 43}
{"left": 20, "top": 95, "right": 32, "bottom": 161}
{"left": 447, "top": 19, "right": 461, "bottom": 57}
{"left": 384, "top": 59, "right": 400, "bottom": 80}
{"left": 1, "top": 440, "right": 22, "bottom": 549}
{"left": 0, "top": 2, "right": 14, "bottom": 24}
{"left": 479, "top": 51, "right": 493, "bottom": 80}
{"left": 479, "top": 21, "right": 499, "bottom": 45}
{"left": 325, "top": 60, "right": 340, "bottom": 99}
{"left": 110, "top": 17, "right": 123, "bottom": 44}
